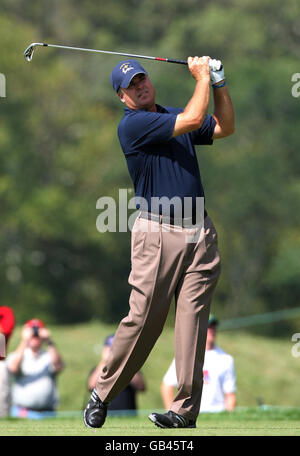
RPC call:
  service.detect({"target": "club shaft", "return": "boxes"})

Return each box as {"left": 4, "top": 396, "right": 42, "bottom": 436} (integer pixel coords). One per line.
{"left": 44, "top": 43, "right": 187, "bottom": 64}
{"left": 27, "top": 42, "right": 188, "bottom": 65}
{"left": 24, "top": 43, "right": 222, "bottom": 69}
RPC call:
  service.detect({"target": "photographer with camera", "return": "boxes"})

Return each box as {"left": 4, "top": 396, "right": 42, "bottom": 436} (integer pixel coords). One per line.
{"left": 7, "top": 319, "right": 64, "bottom": 418}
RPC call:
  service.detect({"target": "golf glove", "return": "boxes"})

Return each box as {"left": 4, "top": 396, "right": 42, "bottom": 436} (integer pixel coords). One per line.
{"left": 210, "top": 59, "right": 225, "bottom": 86}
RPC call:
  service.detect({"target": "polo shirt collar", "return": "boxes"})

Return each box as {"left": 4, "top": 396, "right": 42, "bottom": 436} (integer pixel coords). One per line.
{"left": 124, "top": 104, "right": 168, "bottom": 114}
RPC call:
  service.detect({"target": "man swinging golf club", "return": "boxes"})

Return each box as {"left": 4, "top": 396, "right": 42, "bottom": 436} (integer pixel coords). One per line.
{"left": 84, "top": 55, "right": 234, "bottom": 429}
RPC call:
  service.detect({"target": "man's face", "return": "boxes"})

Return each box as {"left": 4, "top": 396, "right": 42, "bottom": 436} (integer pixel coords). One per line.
{"left": 28, "top": 331, "right": 43, "bottom": 350}
{"left": 118, "top": 73, "right": 156, "bottom": 111}
{"left": 206, "top": 324, "right": 217, "bottom": 349}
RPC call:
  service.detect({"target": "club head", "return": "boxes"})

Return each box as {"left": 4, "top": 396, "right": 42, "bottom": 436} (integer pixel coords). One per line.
{"left": 24, "top": 43, "right": 44, "bottom": 62}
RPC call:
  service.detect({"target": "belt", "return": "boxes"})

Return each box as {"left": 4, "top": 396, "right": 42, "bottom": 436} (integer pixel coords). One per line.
{"left": 139, "top": 210, "right": 207, "bottom": 228}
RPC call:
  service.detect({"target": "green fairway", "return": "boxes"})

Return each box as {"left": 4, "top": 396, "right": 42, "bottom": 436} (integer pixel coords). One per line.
{"left": 1, "top": 408, "right": 300, "bottom": 436}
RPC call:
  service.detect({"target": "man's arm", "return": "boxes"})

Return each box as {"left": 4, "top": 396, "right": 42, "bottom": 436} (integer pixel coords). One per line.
{"left": 172, "top": 56, "right": 211, "bottom": 137}
{"left": 39, "top": 328, "right": 64, "bottom": 373}
{"left": 224, "top": 392, "right": 237, "bottom": 411}
{"left": 160, "top": 382, "right": 175, "bottom": 410}
{"left": 7, "top": 326, "right": 33, "bottom": 374}
{"left": 47, "top": 343, "right": 64, "bottom": 373}
{"left": 212, "top": 84, "right": 235, "bottom": 139}
{"left": 222, "top": 356, "right": 237, "bottom": 411}
{"left": 88, "top": 363, "right": 104, "bottom": 392}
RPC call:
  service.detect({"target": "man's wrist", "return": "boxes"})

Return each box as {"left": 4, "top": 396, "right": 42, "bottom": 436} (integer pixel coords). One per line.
{"left": 196, "top": 76, "right": 211, "bottom": 84}
{"left": 212, "top": 80, "right": 226, "bottom": 89}
{"left": 20, "top": 339, "right": 29, "bottom": 348}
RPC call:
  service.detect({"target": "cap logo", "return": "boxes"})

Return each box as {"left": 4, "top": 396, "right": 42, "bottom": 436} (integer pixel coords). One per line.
{"left": 120, "top": 63, "right": 134, "bottom": 74}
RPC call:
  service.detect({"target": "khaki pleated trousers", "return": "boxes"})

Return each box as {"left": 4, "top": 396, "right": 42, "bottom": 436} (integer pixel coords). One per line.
{"left": 96, "top": 213, "right": 221, "bottom": 420}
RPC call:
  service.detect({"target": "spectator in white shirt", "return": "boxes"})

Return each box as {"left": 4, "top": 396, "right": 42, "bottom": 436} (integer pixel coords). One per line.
{"left": 7, "top": 319, "right": 64, "bottom": 418}
{"left": 161, "top": 315, "right": 236, "bottom": 413}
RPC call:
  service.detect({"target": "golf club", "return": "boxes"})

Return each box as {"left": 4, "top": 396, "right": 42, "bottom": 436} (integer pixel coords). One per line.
{"left": 24, "top": 42, "right": 222, "bottom": 70}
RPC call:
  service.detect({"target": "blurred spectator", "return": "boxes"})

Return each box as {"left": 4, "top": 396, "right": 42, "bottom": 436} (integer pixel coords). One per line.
{"left": 88, "top": 334, "right": 146, "bottom": 414}
{"left": 7, "top": 318, "right": 64, "bottom": 419}
{"left": 0, "top": 306, "right": 15, "bottom": 417}
{"left": 161, "top": 315, "right": 236, "bottom": 413}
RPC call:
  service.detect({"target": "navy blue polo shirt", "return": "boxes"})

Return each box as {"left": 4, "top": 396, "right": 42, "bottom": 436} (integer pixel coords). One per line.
{"left": 118, "top": 104, "right": 216, "bottom": 216}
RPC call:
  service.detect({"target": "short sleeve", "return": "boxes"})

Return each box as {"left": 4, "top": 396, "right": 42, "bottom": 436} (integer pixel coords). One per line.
{"left": 162, "top": 359, "right": 178, "bottom": 387}
{"left": 222, "top": 356, "right": 236, "bottom": 394}
{"left": 189, "top": 114, "right": 216, "bottom": 145}
{"left": 118, "top": 110, "right": 177, "bottom": 153}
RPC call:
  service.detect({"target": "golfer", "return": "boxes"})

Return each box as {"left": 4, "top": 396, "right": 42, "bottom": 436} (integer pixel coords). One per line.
{"left": 84, "top": 56, "right": 234, "bottom": 428}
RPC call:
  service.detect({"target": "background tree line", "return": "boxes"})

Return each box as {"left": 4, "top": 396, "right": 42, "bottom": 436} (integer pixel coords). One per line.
{"left": 0, "top": 0, "right": 299, "bottom": 335}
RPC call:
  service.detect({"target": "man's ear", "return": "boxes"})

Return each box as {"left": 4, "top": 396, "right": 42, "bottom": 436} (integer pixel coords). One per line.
{"left": 118, "top": 89, "right": 126, "bottom": 103}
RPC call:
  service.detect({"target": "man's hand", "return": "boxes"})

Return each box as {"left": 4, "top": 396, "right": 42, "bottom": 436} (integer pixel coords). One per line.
{"left": 39, "top": 327, "right": 51, "bottom": 342}
{"left": 188, "top": 56, "right": 211, "bottom": 83}
{"left": 210, "top": 59, "right": 225, "bottom": 86}
{"left": 21, "top": 325, "right": 33, "bottom": 344}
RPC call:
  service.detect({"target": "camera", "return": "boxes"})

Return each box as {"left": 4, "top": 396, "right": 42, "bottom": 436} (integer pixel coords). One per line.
{"left": 32, "top": 325, "right": 39, "bottom": 337}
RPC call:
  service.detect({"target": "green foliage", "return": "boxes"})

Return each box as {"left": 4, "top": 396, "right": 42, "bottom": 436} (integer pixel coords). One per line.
{"left": 0, "top": 0, "right": 299, "bottom": 330}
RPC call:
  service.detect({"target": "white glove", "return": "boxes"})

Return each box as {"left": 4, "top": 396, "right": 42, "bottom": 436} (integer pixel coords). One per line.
{"left": 210, "top": 59, "right": 225, "bottom": 86}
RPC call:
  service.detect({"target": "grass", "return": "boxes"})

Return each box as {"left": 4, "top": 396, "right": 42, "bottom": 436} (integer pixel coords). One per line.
{"left": 3, "top": 320, "right": 300, "bottom": 438}
{"left": 1, "top": 408, "right": 300, "bottom": 436}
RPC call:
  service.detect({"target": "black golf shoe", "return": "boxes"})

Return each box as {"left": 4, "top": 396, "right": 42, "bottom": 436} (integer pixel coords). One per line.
{"left": 83, "top": 389, "right": 108, "bottom": 428}
{"left": 148, "top": 410, "right": 196, "bottom": 428}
